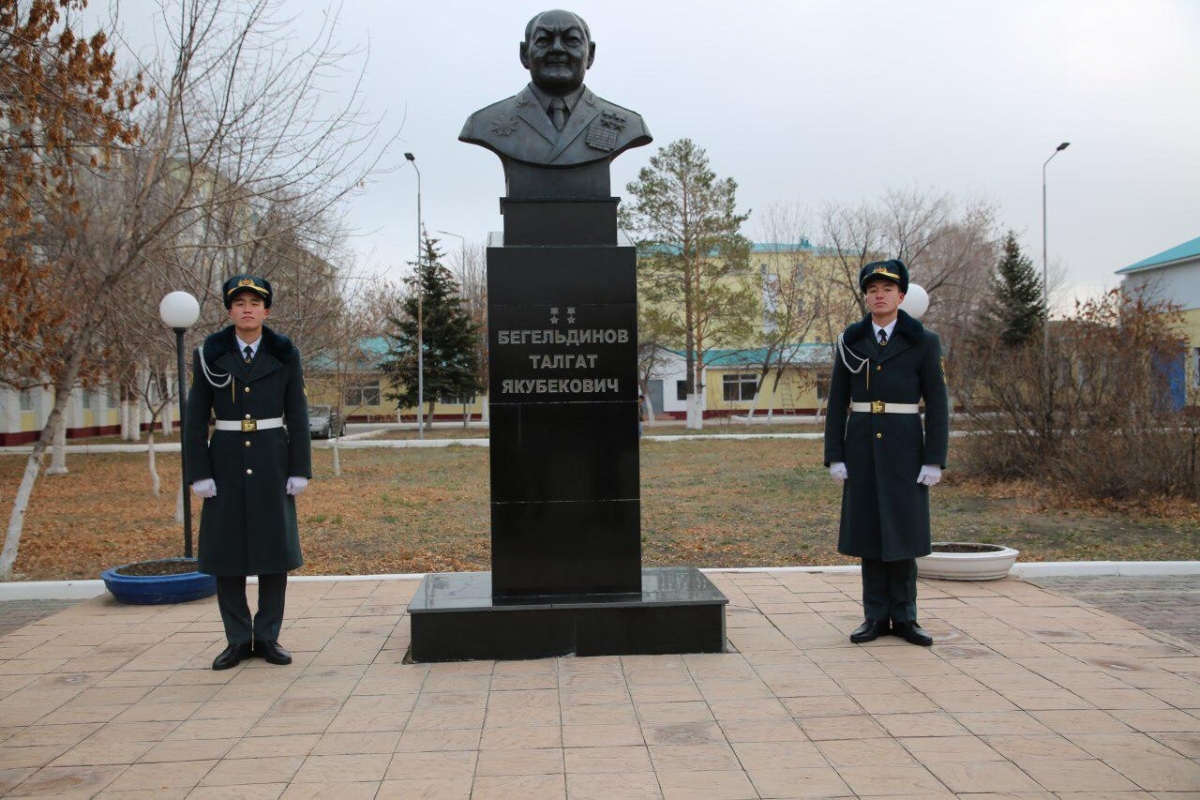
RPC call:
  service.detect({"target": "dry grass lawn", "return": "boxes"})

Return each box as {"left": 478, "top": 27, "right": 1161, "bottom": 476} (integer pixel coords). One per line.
{"left": 2, "top": 437, "right": 1198, "bottom": 581}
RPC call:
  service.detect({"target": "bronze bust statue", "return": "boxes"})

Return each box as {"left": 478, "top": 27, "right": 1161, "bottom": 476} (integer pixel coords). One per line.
{"left": 459, "top": 9, "right": 652, "bottom": 198}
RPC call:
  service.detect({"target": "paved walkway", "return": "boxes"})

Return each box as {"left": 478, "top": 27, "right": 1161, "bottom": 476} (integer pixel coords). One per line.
{"left": 1028, "top": 576, "right": 1200, "bottom": 649}
{"left": 1, "top": 573, "right": 1198, "bottom": 798}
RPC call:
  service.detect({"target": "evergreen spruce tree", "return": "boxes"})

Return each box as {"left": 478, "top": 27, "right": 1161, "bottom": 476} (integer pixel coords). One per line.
{"left": 381, "top": 234, "right": 483, "bottom": 427}
{"left": 987, "top": 231, "right": 1045, "bottom": 346}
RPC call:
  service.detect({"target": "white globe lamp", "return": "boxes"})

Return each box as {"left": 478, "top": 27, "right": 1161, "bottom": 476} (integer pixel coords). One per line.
{"left": 901, "top": 283, "right": 929, "bottom": 320}
{"left": 159, "top": 291, "right": 201, "bottom": 330}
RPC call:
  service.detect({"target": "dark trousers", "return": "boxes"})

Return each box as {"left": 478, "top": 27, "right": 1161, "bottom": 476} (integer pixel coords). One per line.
{"left": 216, "top": 573, "right": 287, "bottom": 646}
{"left": 861, "top": 557, "right": 917, "bottom": 623}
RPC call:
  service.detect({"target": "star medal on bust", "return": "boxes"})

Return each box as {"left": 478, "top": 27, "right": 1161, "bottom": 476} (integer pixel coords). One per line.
{"left": 491, "top": 114, "right": 518, "bottom": 137}
{"left": 586, "top": 110, "right": 625, "bottom": 152}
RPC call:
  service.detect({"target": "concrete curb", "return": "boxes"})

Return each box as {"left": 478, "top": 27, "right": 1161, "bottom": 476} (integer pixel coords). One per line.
{"left": 2, "top": 561, "right": 1197, "bottom": 601}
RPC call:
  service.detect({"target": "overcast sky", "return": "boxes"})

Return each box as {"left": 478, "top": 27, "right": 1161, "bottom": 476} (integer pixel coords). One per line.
{"left": 116, "top": 0, "right": 1200, "bottom": 308}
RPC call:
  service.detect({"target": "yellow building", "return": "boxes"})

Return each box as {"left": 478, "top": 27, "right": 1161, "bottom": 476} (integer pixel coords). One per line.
{"left": 638, "top": 241, "right": 858, "bottom": 419}
{"left": 1116, "top": 234, "right": 1200, "bottom": 408}
{"left": 304, "top": 337, "right": 487, "bottom": 424}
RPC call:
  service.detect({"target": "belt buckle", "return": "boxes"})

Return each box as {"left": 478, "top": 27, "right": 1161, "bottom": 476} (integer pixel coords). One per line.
{"left": 871, "top": 400, "right": 885, "bottom": 414}
{"left": 241, "top": 419, "right": 257, "bottom": 432}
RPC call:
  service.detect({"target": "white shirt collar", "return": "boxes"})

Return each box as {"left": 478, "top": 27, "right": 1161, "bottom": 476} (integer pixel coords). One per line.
{"left": 872, "top": 320, "right": 897, "bottom": 341}
{"left": 236, "top": 335, "right": 261, "bottom": 357}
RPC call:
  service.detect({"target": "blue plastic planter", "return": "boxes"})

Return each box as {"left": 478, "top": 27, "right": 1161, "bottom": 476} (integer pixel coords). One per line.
{"left": 101, "top": 558, "right": 217, "bottom": 605}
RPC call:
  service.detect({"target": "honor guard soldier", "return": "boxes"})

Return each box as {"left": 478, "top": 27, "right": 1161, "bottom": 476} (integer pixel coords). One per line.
{"left": 823, "top": 260, "right": 949, "bottom": 646}
{"left": 185, "top": 275, "right": 312, "bottom": 670}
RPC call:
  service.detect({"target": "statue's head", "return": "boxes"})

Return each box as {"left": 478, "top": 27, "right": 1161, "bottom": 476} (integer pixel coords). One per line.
{"left": 520, "top": 9, "right": 595, "bottom": 96}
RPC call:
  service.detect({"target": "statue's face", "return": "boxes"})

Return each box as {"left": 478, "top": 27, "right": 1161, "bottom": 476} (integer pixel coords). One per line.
{"left": 520, "top": 10, "right": 595, "bottom": 95}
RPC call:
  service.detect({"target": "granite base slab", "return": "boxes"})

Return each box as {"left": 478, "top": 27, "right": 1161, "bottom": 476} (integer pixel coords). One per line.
{"left": 407, "top": 566, "right": 727, "bottom": 662}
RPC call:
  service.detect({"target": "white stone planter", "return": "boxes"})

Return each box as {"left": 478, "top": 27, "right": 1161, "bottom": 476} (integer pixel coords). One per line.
{"left": 916, "top": 542, "right": 1019, "bottom": 581}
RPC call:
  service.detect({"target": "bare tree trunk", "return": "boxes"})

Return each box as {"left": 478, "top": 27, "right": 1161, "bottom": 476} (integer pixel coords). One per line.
{"left": 147, "top": 430, "right": 161, "bottom": 497}
{"left": 332, "top": 436, "right": 342, "bottom": 477}
{"left": 46, "top": 419, "right": 67, "bottom": 476}
{"left": 686, "top": 392, "right": 704, "bottom": 430}
{"left": 0, "top": 380, "right": 74, "bottom": 579}
{"left": 175, "top": 483, "right": 184, "bottom": 525}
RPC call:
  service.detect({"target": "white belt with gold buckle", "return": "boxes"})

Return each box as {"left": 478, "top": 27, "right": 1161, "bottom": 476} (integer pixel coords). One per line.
{"left": 850, "top": 401, "right": 920, "bottom": 414}
{"left": 214, "top": 417, "right": 284, "bottom": 432}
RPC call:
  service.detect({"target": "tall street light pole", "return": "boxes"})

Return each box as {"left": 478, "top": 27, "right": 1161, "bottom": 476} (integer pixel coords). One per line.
{"left": 159, "top": 291, "right": 201, "bottom": 558}
{"left": 405, "top": 152, "right": 424, "bottom": 440}
{"left": 1042, "top": 141, "right": 1070, "bottom": 358}
{"left": 1041, "top": 141, "right": 1069, "bottom": 440}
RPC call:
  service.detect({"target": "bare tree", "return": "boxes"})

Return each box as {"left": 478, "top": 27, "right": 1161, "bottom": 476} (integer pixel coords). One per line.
{"left": 744, "top": 203, "right": 826, "bottom": 421}
{"left": 1, "top": 0, "right": 391, "bottom": 580}
{"left": 820, "top": 187, "right": 1000, "bottom": 349}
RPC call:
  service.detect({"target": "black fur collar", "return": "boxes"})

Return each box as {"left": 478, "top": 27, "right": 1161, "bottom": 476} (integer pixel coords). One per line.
{"left": 842, "top": 309, "right": 926, "bottom": 345}
{"left": 202, "top": 325, "right": 294, "bottom": 364}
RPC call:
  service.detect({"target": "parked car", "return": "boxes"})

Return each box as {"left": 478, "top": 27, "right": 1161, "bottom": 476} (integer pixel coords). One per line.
{"left": 308, "top": 405, "right": 345, "bottom": 439}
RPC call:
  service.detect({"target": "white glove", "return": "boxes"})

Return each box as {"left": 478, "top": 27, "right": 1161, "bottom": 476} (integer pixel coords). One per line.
{"left": 192, "top": 479, "right": 216, "bottom": 499}
{"left": 829, "top": 462, "right": 848, "bottom": 482}
{"left": 917, "top": 465, "right": 942, "bottom": 486}
{"left": 286, "top": 476, "right": 309, "bottom": 496}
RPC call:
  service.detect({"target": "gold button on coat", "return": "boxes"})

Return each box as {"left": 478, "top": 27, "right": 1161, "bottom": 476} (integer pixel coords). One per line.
{"left": 244, "top": 387, "right": 250, "bottom": 393}
{"left": 246, "top": 468, "right": 253, "bottom": 475}
{"left": 876, "top": 433, "right": 883, "bottom": 439}
{"left": 244, "top": 414, "right": 251, "bottom": 420}
{"left": 244, "top": 441, "right": 251, "bottom": 447}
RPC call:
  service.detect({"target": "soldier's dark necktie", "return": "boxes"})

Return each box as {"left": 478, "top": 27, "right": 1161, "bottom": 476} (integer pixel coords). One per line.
{"left": 549, "top": 98, "right": 568, "bottom": 132}
{"left": 878, "top": 329, "right": 888, "bottom": 347}
{"left": 243, "top": 345, "right": 253, "bottom": 364}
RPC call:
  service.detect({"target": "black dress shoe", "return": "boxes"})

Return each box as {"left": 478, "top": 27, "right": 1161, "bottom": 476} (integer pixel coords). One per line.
{"left": 891, "top": 621, "right": 933, "bottom": 646}
{"left": 212, "top": 642, "right": 253, "bottom": 670}
{"left": 849, "top": 619, "right": 890, "bottom": 643}
{"left": 254, "top": 640, "right": 292, "bottom": 665}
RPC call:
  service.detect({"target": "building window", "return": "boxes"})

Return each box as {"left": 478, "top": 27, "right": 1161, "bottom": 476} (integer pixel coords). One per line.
{"left": 722, "top": 373, "right": 758, "bottom": 402}
{"left": 439, "top": 393, "right": 475, "bottom": 405}
{"left": 676, "top": 380, "right": 688, "bottom": 401}
{"left": 81, "top": 391, "right": 92, "bottom": 410}
{"left": 816, "top": 372, "right": 831, "bottom": 400}
{"left": 344, "top": 381, "right": 381, "bottom": 407}
{"left": 18, "top": 390, "right": 32, "bottom": 411}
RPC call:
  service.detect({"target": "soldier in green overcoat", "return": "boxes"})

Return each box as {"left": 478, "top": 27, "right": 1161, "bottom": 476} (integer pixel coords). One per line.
{"left": 185, "top": 275, "right": 311, "bottom": 670}
{"left": 823, "top": 260, "right": 949, "bottom": 646}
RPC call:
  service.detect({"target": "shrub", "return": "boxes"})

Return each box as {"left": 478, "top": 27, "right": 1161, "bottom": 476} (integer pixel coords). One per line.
{"left": 953, "top": 287, "right": 1199, "bottom": 501}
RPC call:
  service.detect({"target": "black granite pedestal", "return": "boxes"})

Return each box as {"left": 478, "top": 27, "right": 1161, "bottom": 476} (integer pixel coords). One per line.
{"left": 408, "top": 197, "right": 727, "bottom": 662}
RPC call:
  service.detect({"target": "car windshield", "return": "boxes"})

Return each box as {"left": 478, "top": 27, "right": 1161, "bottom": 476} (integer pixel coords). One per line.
{"left": 310, "top": 405, "right": 331, "bottom": 417}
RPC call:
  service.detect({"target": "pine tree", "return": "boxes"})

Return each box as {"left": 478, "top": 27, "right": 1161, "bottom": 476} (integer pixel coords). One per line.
{"left": 620, "top": 138, "right": 757, "bottom": 429}
{"left": 987, "top": 231, "right": 1045, "bottom": 347}
{"left": 381, "top": 234, "right": 483, "bottom": 427}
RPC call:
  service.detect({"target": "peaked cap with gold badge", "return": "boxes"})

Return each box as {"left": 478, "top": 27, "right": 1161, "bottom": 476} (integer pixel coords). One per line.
{"left": 222, "top": 274, "right": 273, "bottom": 309}
{"left": 858, "top": 259, "right": 909, "bottom": 294}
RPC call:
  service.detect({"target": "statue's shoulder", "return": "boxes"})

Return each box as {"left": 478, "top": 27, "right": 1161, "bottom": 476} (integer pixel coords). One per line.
{"left": 460, "top": 88, "right": 530, "bottom": 140}
{"left": 586, "top": 92, "right": 644, "bottom": 126}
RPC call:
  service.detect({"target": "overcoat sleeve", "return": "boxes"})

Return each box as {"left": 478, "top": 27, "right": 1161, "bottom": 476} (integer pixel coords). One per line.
{"left": 920, "top": 332, "right": 950, "bottom": 468}
{"left": 184, "top": 348, "right": 214, "bottom": 484}
{"left": 823, "top": 345, "right": 851, "bottom": 466}
{"left": 285, "top": 346, "right": 312, "bottom": 479}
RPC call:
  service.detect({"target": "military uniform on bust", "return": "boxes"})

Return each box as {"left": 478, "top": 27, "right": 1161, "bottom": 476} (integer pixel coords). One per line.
{"left": 823, "top": 260, "right": 949, "bottom": 647}
{"left": 458, "top": 9, "right": 651, "bottom": 199}
{"left": 184, "top": 275, "right": 312, "bottom": 670}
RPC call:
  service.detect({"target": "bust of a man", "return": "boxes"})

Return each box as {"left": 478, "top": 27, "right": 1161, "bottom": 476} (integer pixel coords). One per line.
{"left": 459, "top": 9, "right": 652, "bottom": 198}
